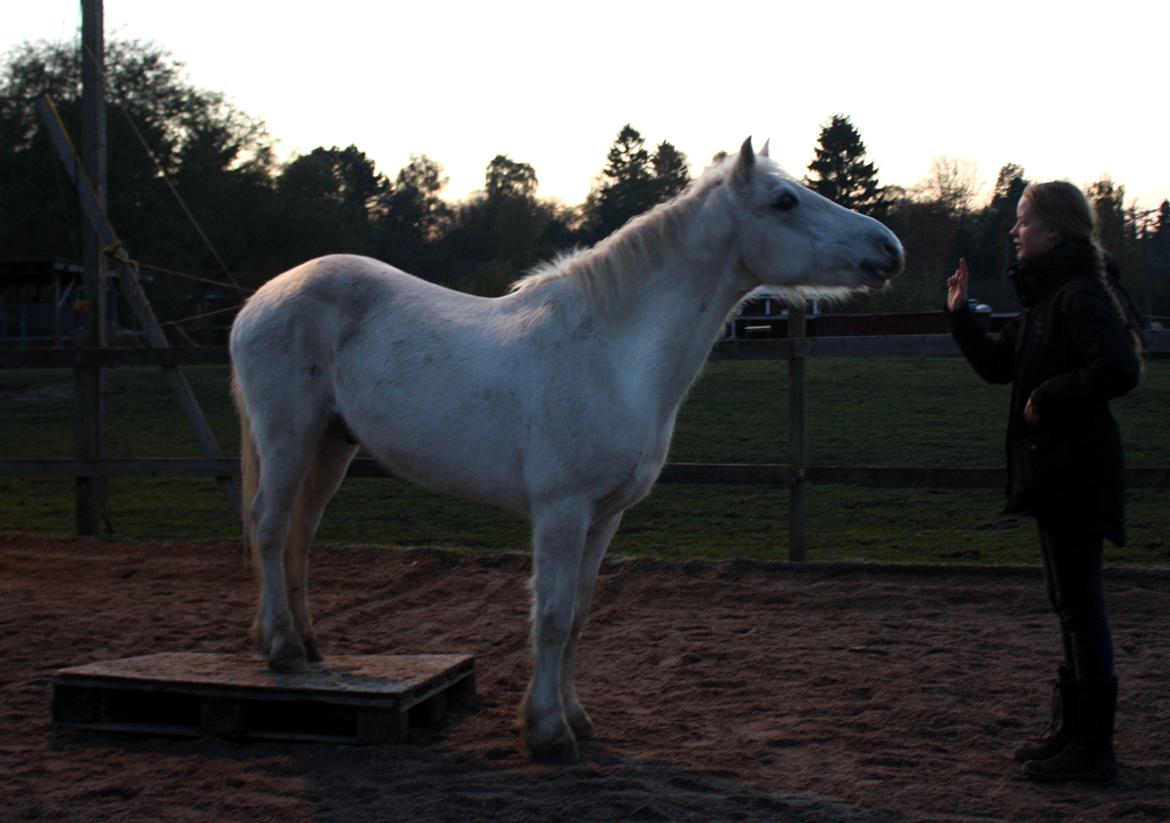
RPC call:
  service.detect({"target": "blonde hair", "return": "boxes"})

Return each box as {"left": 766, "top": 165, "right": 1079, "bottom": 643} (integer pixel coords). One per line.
{"left": 1022, "top": 181, "right": 1096, "bottom": 241}
{"left": 1022, "top": 180, "right": 1145, "bottom": 369}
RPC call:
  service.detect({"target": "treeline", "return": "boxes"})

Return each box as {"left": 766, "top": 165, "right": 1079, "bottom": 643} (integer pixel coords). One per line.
{"left": 3, "top": 40, "right": 1168, "bottom": 339}
{"left": 798, "top": 114, "right": 1170, "bottom": 318}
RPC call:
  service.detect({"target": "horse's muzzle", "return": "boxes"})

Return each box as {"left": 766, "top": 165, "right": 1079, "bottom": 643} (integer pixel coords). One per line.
{"left": 861, "top": 241, "right": 906, "bottom": 284}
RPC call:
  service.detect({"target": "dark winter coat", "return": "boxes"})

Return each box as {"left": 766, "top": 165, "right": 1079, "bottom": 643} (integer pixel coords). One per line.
{"left": 947, "top": 238, "right": 1141, "bottom": 545}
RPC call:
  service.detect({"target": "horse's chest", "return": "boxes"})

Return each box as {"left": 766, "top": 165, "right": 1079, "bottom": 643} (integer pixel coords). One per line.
{"left": 596, "top": 433, "right": 671, "bottom": 517}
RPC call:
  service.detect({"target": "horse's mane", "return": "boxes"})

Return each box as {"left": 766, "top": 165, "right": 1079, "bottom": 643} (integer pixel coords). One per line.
{"left": 509, "top": 155, "right": 742, "bottom": 318}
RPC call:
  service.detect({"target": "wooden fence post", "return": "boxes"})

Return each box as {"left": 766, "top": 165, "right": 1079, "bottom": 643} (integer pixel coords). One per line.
{"left": 37, "top": 94, "right": 243, "bottom": 528}
{"left": 75, "top": 0, "right": 107, "bottom": 535}
{"left": 787, "top": 306, "right": 807, "bottom": 561}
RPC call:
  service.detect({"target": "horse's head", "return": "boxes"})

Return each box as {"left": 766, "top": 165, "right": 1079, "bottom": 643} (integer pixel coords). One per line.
{"left": 723, "top": 138, "right": 904, "bottom": 295}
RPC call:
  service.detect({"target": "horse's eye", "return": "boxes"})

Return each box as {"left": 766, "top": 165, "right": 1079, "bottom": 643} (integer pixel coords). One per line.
{"left": 772, "top": 192, "right": 798, "bottom": 211}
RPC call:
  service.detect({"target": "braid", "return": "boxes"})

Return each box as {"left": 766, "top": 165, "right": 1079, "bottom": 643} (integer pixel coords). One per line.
{"left": 1091, "top": 241, "right": 1146, "bottom": 375}
{"left": 1024, "top": 181, "right": 1145, "bottom": 376}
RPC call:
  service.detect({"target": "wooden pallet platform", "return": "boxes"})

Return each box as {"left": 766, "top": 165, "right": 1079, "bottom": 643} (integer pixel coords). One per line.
{"left": 51, "top": 652, "right": 476, "bottom": 744}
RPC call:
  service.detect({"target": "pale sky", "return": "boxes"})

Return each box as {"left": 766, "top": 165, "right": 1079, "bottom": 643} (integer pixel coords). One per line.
{"left": 5, "top": 1, "right": 1169, "bottom": 211}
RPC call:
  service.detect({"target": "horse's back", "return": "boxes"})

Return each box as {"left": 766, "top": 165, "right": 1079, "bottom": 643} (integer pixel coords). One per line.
{"left": 236, "top": 255, "right": 428, "bottom": 334}
{"left": 233, "top": 254, "right": 481, "bottom": 370}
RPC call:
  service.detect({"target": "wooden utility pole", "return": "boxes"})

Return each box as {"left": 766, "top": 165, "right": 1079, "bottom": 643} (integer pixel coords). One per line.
{"left": 76, "top": 0, "right": 107, "bottom": 534}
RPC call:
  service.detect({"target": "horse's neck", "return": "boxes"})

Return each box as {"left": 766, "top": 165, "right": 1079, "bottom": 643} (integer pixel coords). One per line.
{"left": 604, "top": 242, "right": 747, "bottom": 421}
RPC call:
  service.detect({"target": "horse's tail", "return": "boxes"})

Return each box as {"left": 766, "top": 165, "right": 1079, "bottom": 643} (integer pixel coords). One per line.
{"left": 231, "top": 368, "right": 260, "bottom": 570}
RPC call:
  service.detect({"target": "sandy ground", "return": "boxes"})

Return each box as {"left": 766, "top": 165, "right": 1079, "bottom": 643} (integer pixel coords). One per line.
{"left": 2, "top": 533, "right": 1168, "bottom": 822}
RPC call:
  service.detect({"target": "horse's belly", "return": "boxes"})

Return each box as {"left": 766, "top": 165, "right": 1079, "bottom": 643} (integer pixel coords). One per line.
{"left": 361, "top": 429, "right": 529, "bottom": 515}
{"left": 334, "top": 332, "right": 534, "bottom": 512}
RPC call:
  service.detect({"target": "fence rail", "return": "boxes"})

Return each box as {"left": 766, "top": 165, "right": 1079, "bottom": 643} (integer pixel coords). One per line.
{"left": 4, "top": 330, "right": 1168, "bottom": 369}
{"left": 3, "top": 331, "right": 1169, "bottom": 558}
{"left": 3, "top": 457, "right": 1168, "bottom": 490}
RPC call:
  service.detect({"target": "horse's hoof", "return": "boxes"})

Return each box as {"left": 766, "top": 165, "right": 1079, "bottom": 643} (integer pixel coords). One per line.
{"left": 559, "top": 702, "right": 589, "bottom": 739}
{"left": 266, "top": 634, "right": 308, "bottom": 672}
{"left": 528, "top": 726, "right": 580, "bottom": 764}
{"left": 303, "top": 640, "right": 323, "bottom": 663}
{"left": 268, "top": 655, "right": 309, "bottom": 673}
{"left": 566, "top": 705, "right": 595, "bottom": 740}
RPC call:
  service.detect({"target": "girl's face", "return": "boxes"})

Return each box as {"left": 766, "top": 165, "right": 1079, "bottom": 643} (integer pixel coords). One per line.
{"left": 1010, "top": 196, "right": 1061, "bottom": 263}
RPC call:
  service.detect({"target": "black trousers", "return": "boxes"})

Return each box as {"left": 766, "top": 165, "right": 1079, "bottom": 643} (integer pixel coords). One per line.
{"left": 1037, "top": 522, "right": 1115, "bottom": 684}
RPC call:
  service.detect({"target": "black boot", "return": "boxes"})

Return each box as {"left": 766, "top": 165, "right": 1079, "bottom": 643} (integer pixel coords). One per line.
{"left": 1025, "top": 678, "right": 1118, "bottom": 784}
{"left": 1014, "top": 666, "right": 1076, "bottom": 764}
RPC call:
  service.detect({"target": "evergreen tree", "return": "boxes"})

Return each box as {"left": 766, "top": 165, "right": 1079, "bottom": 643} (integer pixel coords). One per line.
{"left": 804, "top": 114, "right": 884, "bottom": 215}
{"left": 1152, "top": 201, "right": 1170, "bottom": 261}
{"left": 584, "top": 124, "right": 657, "bottom": 238}
{"left": 975, "top": 163, "right": 1029, "bottom": 304}
{"left": 992, "top": 163, "right": 1028, "bottom": 205}
{"left": 1156, "top": 200, "right": 1170, "bottom": 236}
{"left": 582, "top": 126, "right": 695, "bottom": 241}
{"left": 1087, "top": 176, "right": 1127, "bottom": 257}
{"left": 604, "top": 125, "right": 653, "bottom": 189}
{"left": 1148, "top": 201, "right": 1170, "bottom": 315}
{"left": 652, "top": 140, "right": 691, "bottom": 201}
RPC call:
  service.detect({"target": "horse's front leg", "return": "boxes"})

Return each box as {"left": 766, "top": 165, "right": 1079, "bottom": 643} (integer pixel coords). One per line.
{"left": 562, "top": 511, "right": 623, "bottom": 740}
{"left": 522, "top": 500, "right": 591, "bottom": 761}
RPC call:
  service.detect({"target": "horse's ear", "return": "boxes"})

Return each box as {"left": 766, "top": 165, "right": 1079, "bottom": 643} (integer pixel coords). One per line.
{"left": 760, "top": 139, "right": 771, "bottom": 158}
{"left": 733, "top": 137, "right": 755, "bottom": 187}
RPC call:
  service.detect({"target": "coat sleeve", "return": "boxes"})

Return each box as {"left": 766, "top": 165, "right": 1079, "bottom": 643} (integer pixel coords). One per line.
{"left": 947, "top": 304, "right": 1019, "bottom": 385}
{"left": 1030, "top": 286, "right": 1141, "bottom": 418}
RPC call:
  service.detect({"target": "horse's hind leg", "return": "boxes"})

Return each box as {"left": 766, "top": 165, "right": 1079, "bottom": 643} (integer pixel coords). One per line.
{"left": 562, "top": 511, "right": 623, "bottom": 740}
{"left": 285, "top": 418, "right": 358, "bottom": 662}
{"left": 251, "top": 455, "right": 309, "bottom": 670}
{"left": 250, "top": 414, "right": 329, "bottom": 671}
{"left": 523, "top": 499, "right": 591, "bottom": 761}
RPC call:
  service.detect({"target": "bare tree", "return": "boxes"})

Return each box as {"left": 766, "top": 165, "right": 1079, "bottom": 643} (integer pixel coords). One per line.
{"left": 913, "top": 156, "right": 984, "bottom": 215}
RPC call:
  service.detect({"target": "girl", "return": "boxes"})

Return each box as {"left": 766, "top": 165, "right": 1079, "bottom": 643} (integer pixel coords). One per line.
{"left": 946, "top": 181, "right": 1143, "bottom": 784}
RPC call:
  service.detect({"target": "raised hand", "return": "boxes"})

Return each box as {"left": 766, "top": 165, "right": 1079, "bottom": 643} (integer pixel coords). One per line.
{"left": 947, "top": 257, "right": 970, "bottom": 313}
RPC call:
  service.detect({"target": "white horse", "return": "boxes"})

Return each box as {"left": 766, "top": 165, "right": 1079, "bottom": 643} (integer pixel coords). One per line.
{"left": 229, "top": 138, "right": 903, "bottom": 760}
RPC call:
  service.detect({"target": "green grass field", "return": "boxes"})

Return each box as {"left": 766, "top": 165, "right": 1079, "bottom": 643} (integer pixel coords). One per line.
{"left": 2, "top": 357, "right": 1167, "bottom": 565}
